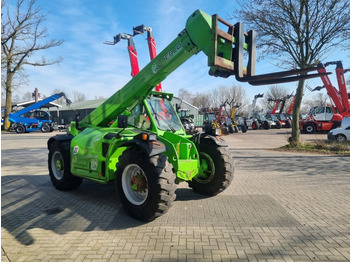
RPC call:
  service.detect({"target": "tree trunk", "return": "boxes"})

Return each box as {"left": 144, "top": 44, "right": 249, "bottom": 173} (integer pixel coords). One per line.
{"left": 4, "top": 73, "right": 14, "bottom": 130}
{"left": 289, "top": 79, "right": 305, "bottom": 146}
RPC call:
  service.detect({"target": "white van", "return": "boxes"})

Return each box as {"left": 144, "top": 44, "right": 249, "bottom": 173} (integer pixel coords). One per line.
{"left": 328, "top": 117, "right": 350, "bottom": 143}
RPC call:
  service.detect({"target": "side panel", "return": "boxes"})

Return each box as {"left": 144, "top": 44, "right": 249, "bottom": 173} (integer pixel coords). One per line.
{"left": 70, "top": 128, "right": 108, "bottom": 182}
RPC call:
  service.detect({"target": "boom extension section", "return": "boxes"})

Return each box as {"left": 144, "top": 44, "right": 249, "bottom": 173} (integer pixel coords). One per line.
{"left": 81, "top": 10, "right": 329, "bottom": 127}
{"left": 104, "top": 33, "right": 140, "bottom": 77}
{"left": 133, "top": 24, "right": 163, "bottom": 91}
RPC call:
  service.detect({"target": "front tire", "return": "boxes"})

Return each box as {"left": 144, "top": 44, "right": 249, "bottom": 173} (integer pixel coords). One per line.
{"left": 335, "top": 134, "right": 347, "bottom": 143}
{"left": 15, "top": 124, "right": 25, "bottom": 133}
{"left": 304, "top": 124, "right": 315, "bottom": 134}
{"left": 116, "top": 148, "right": 176, "bottom": 221}
{"left": 189, "top": 139, "right": 234, "bottom": 196}
{"left": 48, "top": 141, "right": 82, "bottom": 190}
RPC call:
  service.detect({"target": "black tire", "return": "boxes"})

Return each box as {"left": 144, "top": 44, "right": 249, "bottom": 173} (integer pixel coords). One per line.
{"left": 304, "top": 124, "right": 315, "bottom": 134}
{"left": 188, "top": 139, "right": 234, "bottom": 196}
{"left": 15, "top": 125, "right": 25, "bottom": 133}
{"left": 285, "top": 119, "right": 291, "bottom": 128}
{"left": 335, "top": 134, "right": 347, "bottom": 143}
{"left": 234, "top": 126, "right": 239, "bottom": 133}
{"left": 252, "top": 121, "right": 258, "bottom": 130}
{"left": 116, "top": 148, "right": 176, "bottom": 221}
{"left": 41, "top": 124, "right": 50, "bottom": 133}
{"left": 48, "top": 141, "right": 82, "bottom": 190}
{"left": 263, "top": 121, "right": 270, "bottom": 130}
{"left": 275, "top": 121, "right": 282, "bottom": 129}
{"left": 228, "top": 125, "right": 234, "bottom": 133}
{"left": 241, "top": 125, "right": 247, "bottom": 133}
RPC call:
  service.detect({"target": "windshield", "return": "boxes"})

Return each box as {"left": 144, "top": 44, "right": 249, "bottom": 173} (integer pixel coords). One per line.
{"left": 279, "top": 114, "right": 286, "bottom": 120}
{"left": 146, "top": 96, "right": 183, "bottom": 131}
{"left": 270, "top": 114, "right": 278, "bottom": 121}
{"left": 256, "top": 113, "right": 266, "bottom": 121}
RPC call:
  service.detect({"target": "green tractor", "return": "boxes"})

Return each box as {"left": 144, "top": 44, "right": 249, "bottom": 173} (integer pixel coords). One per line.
{"left": 47, "top": 10, "right": 327, "bottom": 221}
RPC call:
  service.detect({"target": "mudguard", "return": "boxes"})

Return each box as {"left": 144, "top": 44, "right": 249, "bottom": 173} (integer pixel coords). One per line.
{"left": 191, "top": 132, "right": 228, "bottom": 147}
{"left": 118, "top": 138, "right": 167, "bottom": 157}
{"left": 47, "top": 134, "right": 74, "bottom": 149}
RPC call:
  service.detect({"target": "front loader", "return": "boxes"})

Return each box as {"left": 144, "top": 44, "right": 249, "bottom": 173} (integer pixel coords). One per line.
{"left": 47, "top": 10, "right": 329, "bottom": 221}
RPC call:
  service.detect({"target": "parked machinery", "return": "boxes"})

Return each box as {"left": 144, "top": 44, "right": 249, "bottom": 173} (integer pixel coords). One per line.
{"left": 9, "top": 90, "right": 71, "bottom": 133}
{"left": 47, "top": 10, "right": 328, "bottom": 221}
{"left": 300, "top": 61, "right": 350, "bottom": 133}
{"left": 245, "top": 93, "right": 272, "bottom": 129}
{"left": 228, "top": 103, "right": 247, "bottom": 133}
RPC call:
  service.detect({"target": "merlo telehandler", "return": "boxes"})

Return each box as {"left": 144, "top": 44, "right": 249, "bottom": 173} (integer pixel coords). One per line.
{"left": 47, "top": 10, "right": 329, "bottom": 221}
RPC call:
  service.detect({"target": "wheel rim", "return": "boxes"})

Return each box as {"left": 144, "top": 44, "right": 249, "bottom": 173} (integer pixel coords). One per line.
{"left": 42, "top": 126, "right": 48, "bottom": 132}
{"left": 51, "top": 151, "right": 64, "bottom": 180}
{"left": 306, "top": 126, "right": 313, "bottom": 133}
{"left": 122, "top": 164, "right": 148, "bottom": 205}
{"left": 336, "top": 135, "right": 345, "bottom": 142}
{"left": 196, "top": 152, "right": 215, "bottom": 183}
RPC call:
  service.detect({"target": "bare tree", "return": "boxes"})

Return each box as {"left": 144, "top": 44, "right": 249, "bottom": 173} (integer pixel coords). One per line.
{"left": 178, "top": 88, "right": 193, "bottom": 103}
{"left": 262, "top": 85, "right": 289, "bottom": 111}
{"left": 73, "top": 91, "right": 86, "bottom": 103}
{"left": 1, "top": 0, "right": 64, "bottom": 129}
{"left": 191, "top": 92, "right": 211, "bottom": 111}
{"left": 22, "top": 91, "right": 33, "bottom": 101}
{"left": 232, "top": 0, "right": 350, "bottom": 146}
{"left": 302, "top": 93, "right": 329, "bottom": 113}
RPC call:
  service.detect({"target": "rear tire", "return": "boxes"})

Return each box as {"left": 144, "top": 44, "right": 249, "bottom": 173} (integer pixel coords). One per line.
{"left": 285, "top": 120, "right": 291, "bottom": 128}
{"left": 263, "top": 121, "right": 270, "bottom": 129}
{"left": 41, "top": 124, "right": 50, "bottom": 133}
{"left": 275, "top": 121, "right": 282, "bottom": 129}
{"left": 116, "top": 148, "right": 176, "bottom": 221}
{"left": 48, "top": 141, "right": 82, "bottom": 190}
{"left": 189, "top": 139, "right": 234, "bottom": 196}
{"left": 228, "top": 125, "right": 234, "bottom": 133}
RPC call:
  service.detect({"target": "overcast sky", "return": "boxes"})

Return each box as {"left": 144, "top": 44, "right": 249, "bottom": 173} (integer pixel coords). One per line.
{"left": 9, "top": 0, "right": 350, "bottom": 106}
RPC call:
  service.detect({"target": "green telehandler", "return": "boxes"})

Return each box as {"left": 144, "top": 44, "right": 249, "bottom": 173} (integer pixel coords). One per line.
{"left": 47, "top": 10, "right": 329, "bottom": 221}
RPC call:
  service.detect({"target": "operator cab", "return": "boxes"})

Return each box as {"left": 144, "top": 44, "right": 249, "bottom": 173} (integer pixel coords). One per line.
{"left": 311, "top": 106, "right": 334, "bottom": 121}
{"left": 127, "top": 92, "right": 183, "bottom": 133}
{"left": 22, "top": 110, "right": 51, "bottom": 121}
{"left": 146, "top": 95, "right": 183, "bottom": 132}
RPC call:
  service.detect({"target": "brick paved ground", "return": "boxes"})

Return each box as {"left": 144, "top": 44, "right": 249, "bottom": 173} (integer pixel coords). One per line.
{"left": 1, "top": 130, "right": 350, "bottom": 261}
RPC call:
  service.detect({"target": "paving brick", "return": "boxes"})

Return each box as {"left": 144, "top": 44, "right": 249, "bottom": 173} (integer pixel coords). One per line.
{"left": 2, "top": 131, "right": 350, "bottom": 261}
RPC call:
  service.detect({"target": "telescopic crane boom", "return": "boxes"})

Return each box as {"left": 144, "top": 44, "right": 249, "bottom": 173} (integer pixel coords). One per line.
{"left": 81, "top": 10, "right": 328, "bottom": 128}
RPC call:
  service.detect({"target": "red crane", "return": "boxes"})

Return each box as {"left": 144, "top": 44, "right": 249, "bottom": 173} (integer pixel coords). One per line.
{"left": 133, "top": 25, "right": 162, "bottom": 92}
{"left": 300, "top": 61, "right": 350, "bottom": 133}
{"left": 104, "top": 33, "right": 140, "bottom": 77}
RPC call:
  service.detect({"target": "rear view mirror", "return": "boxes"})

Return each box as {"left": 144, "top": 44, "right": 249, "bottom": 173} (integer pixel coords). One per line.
{"left": 118, "top": 115, "right": 128, "bottom": 128}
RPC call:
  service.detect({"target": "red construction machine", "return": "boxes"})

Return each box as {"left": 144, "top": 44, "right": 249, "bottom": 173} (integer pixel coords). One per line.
{"left": 300, "top": 61, "right": 350, "bottom": 133}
